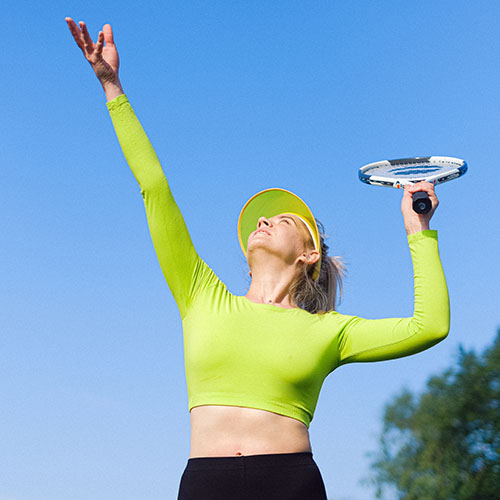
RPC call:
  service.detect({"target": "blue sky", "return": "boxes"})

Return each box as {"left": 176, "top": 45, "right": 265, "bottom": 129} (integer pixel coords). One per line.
{"left": 2, "top": 1, "right": 499, "bottom": 499}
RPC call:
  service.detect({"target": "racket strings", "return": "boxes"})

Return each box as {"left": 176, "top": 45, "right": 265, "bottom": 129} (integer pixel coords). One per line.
{"left": 388, "top": 166, "right": 443, "bottom": 177}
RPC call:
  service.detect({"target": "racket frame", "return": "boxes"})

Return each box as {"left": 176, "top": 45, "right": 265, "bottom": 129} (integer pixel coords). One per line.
{"left": 359, "top": 156, "right": 467, "bottom": 190}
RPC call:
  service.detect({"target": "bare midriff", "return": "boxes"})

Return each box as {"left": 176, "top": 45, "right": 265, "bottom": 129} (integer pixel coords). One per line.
{"left": 189, "top": 405, "right": 312, "bottom": 458}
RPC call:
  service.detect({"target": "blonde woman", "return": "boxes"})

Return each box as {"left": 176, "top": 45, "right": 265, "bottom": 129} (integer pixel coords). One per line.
{"left": 66, "top": 18, "right": 449, "bottom": 500}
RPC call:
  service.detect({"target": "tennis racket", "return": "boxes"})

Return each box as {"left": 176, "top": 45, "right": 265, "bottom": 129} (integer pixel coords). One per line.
{"left": 359, "top": 156, "right": 467, "bottom": 214}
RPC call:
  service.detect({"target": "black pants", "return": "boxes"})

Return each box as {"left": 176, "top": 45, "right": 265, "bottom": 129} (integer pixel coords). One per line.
{"left": 177, "top": 451, "right": 328, "bottom": 500}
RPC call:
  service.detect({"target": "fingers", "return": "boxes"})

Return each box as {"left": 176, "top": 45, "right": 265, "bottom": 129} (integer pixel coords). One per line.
{"left": 65, "top": 18, "right": 97, "bottom": 57}
{"left": 79, "top": 21, "right": 95, "bottom": 53}
{"left": 65, "top": 17, "right": 85, "bottom": 52}
{"left": 405, "top": 181, "right": 439, "bottom": 206}
{"left": 95, "top": 31, "right": 104, "bottom": 56}
{"left": 102, "top": 24, "right": 115, "bottom": 45}
{"left": 66, "top": 18, "right": 114, "bottom": 56}
{"left": 405, "top": 181, "right": 435, "bottom": 196}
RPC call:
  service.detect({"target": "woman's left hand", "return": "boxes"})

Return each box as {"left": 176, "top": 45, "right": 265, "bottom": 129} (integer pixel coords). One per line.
{"left": 401, "top": 181, "right": 439, "bottom": 235}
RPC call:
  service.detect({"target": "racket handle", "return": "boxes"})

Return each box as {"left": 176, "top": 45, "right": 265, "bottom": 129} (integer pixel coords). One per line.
{"left": 412, "top": 191, "right": 432, "bottom": 214}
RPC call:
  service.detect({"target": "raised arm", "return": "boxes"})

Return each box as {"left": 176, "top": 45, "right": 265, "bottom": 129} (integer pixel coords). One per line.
{"left": 66, "top": 18, "right": 208, "bottom": 317}
{"left": 337, "top": 182, "right": 449, "bottom": 364}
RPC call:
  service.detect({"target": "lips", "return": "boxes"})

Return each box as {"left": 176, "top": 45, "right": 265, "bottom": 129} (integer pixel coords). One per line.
{"left": 254, "top": 229, "right": 271, "bottom": 237}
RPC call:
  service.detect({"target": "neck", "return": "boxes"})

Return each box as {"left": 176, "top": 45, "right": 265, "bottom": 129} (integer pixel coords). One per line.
{"left": 245, "top": 256, "right": 301, "bottom": 308}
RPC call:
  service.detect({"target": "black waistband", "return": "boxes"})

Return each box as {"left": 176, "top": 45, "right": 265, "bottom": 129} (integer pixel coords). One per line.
{"left": 186, "top": 451, "right": 314, "bottom": 471}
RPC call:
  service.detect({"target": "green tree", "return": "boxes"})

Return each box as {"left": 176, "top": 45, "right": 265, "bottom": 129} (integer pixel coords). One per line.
{"left": 368, "top": 329, "right": 500, "bottom": 500}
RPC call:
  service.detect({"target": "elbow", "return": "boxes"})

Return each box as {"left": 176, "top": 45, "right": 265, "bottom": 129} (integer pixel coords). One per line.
{"left": 433, "top": 323, "right": 449, "bottom": 343}
{"left": 424, "top": 315, "right": 450, "bottom": 344}
{"left": 413, "top": 308, "right": 450, "bottom": 345}
{"left": 140, "top": 175, "right": 170, "bottom": 198}
{"left": 434, "top": 304, "right": 451, "bottom": 341}
{"left": 414, "top": 289, "right": 450, "bottom": 343}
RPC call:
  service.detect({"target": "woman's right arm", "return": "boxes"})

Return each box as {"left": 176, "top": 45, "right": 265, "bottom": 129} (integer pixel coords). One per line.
{"left": 66, "top": 18, "right": 205, "bottom": 317}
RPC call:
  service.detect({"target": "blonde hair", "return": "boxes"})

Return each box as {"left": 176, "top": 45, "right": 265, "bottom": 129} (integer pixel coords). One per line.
{"left": 290, "top": 220, "right": 345, "bottom": 314}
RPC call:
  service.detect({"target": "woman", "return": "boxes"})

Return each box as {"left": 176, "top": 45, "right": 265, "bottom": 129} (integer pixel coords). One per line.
{"left": 66, "top": 18, "right": 449, "bottom": 500}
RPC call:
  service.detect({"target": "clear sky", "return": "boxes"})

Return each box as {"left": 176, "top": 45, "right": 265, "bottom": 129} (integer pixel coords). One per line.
{"left": 2, "top": 1, "right": 499, "bottom": 499}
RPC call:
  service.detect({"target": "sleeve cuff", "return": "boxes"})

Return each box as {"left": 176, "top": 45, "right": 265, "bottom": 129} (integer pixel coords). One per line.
{"left": 407, "top": 229, "right": 438, "bottom": 244}
{"left": 106, "top": 94, "right": 129, "bottom": 112}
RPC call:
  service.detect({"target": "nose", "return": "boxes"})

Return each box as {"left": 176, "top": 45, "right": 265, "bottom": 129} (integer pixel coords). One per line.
{"left": 257, "top": 217, "right": 271, "bottom": 228}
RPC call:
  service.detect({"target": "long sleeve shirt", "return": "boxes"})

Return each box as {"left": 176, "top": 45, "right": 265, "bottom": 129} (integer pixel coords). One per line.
{"left": 107, "top": 94, "right": 450, "bottom": 428}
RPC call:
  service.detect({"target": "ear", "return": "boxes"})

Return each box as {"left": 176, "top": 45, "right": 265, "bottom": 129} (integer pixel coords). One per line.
{"left": 307, "top": 250, "right": 320, "bottom": 266}
{"left": 298, "top": 250, "right": 320, "bottom": 266}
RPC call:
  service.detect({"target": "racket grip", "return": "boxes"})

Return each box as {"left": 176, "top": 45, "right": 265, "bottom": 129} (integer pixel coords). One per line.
{"left": 412, "top": 191, "right": 432, "bottom": 214}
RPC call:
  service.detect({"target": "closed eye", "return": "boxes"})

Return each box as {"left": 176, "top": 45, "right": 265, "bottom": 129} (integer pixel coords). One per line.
{"left": 277, "top": 215, "right": 296, "bottom": 225}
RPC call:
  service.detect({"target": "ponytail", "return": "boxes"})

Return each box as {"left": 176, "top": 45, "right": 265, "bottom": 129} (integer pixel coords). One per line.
{"left": 291, "top": 220, "right": 345, "bottom": 314}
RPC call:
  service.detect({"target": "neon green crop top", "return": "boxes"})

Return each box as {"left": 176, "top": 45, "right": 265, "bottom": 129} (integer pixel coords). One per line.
{"left": 106, "top": 94, "right": 450, "bottom": 428}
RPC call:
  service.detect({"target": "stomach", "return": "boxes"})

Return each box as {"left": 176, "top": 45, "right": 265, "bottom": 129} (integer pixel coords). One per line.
{"left": 189, "top": 405, "right": 312, "bottom": 458}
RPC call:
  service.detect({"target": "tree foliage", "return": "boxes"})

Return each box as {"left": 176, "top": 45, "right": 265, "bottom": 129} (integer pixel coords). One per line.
{"left": 368, "top": 329, "right": 500, "bottom": 500}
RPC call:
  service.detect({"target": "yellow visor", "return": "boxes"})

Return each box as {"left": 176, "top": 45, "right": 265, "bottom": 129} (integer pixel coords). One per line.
{"left": 237, "top": 188, "right": 322, "bottom": 280}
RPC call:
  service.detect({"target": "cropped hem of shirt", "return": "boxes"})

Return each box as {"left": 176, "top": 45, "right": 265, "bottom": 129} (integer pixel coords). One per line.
{"left": 107, "top": 94, "right": 450, "bottom": 429}
{"left": 190, "top": 394, "right": 312, "bottom": 426}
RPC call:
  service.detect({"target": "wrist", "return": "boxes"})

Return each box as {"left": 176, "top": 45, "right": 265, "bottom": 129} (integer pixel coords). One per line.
{"left": 101, "top": 78, "right": 124, "bottom": 102}
{"left": 405, "top": 222, "right": 430, "bottom": 235}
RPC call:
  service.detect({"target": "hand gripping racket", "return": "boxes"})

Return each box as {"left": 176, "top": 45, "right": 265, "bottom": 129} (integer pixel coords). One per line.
{"left": 359, "top": 156, "right": 468, "bottom": 214}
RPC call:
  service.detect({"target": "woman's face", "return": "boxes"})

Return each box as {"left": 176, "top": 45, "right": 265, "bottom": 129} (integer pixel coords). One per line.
{"left": 247, "top": 213, "right": 317, "bottom": 266}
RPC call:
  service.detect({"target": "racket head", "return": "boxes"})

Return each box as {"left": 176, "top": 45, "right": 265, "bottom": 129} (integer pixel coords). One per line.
{"left": 359, "top": 156, "right": 467, "bottom": 189}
